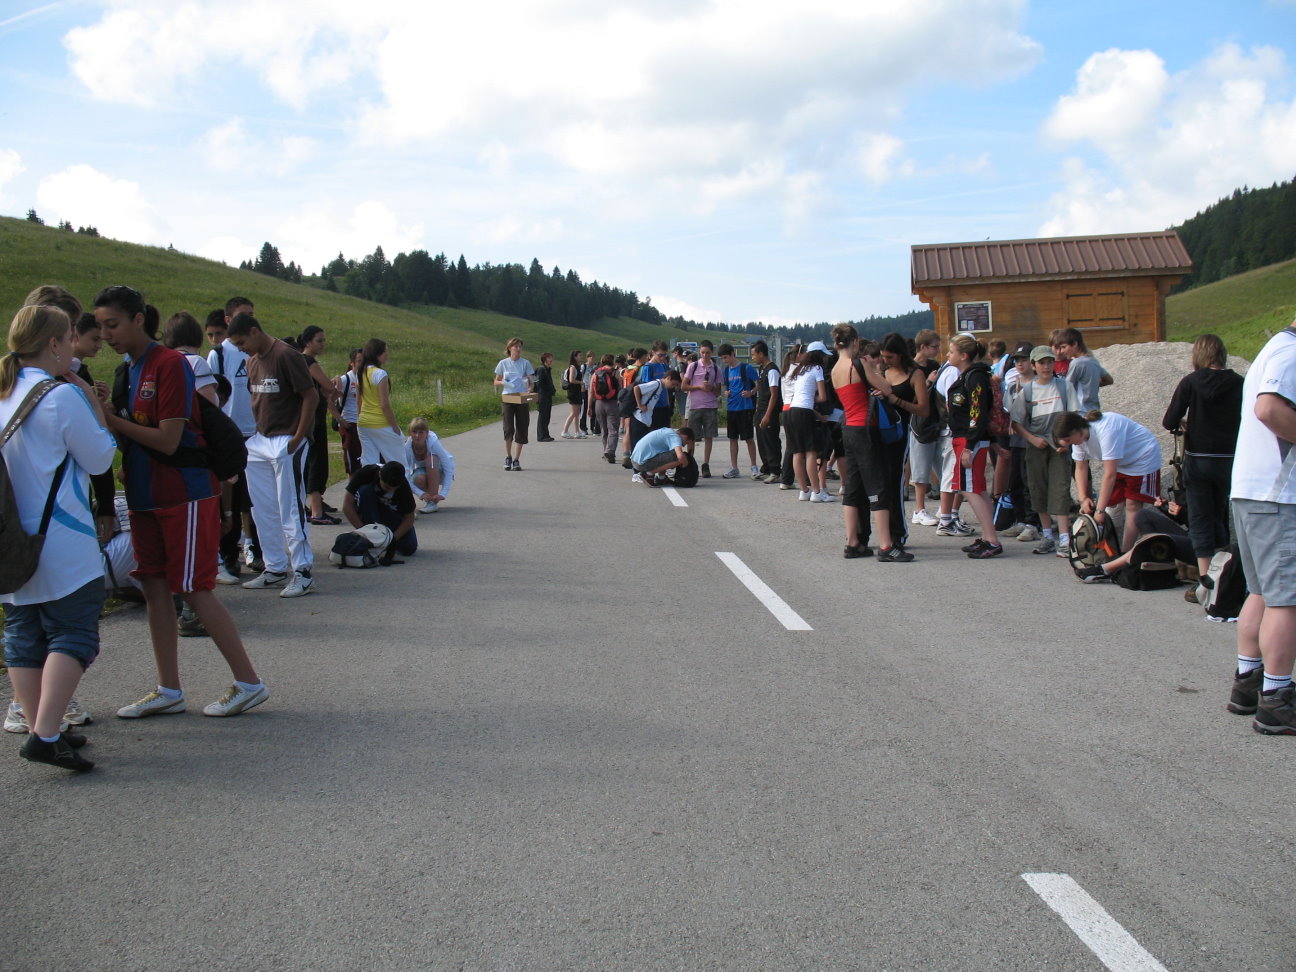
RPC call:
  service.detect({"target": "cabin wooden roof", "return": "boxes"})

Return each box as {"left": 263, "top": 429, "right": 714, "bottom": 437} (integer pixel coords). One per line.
{"left": 911, "top": 231, "right": 1192, "bottom": 288}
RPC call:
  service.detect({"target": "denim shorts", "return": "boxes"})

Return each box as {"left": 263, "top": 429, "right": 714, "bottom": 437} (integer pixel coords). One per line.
{"left": 3, "top": 578, "right": 104, "bottom": 670}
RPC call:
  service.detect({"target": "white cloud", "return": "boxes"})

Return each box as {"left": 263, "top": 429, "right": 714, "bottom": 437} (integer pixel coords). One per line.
{"left": 0, "top": 148, "right": 24, "bottom": 205}
{"left": 652, "top": 294, "right": 728, "bottom": 324}
{"left": 267, "top": 200, "right": 424, "bottom": 275}
{"left": 200, "top": 119, "right": 319, "bottom": 176}
{"left": 1040, "top": 44, "right": 1296, "bottom": 236}
{"left": 856, "top": 134, "right": 917, "bottom": 185}
{"left": 63, "top": 0, "right": 1040, "bottom": 233}
{"left": 36, "top": 164, "right": 160, "bottom": 240}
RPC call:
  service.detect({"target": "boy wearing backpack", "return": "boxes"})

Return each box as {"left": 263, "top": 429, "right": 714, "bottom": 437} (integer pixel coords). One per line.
{"left": 682, "top": 341, "right": 720, "bottom": 476}
{"left": 1009, "top": 346, "right": 1078, "bottom": 556}
{"left": 589, "top": 354, "right": 622, "bottom": 462}
{"left": 718, "top": 343, "right": 760, "bottom": 480}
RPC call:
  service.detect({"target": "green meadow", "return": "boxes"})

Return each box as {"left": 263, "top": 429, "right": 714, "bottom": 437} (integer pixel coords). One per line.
{"left": 1166, "top": 256, "right": 1296, "bottom": 360}
{"left": 0, "top": 217, "right": 700, "bottom": 435}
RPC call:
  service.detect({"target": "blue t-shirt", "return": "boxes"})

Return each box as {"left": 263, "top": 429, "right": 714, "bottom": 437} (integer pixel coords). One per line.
{"left": 723, "top": 362, "right": 758, "bottom": 411}
{"left": 631, "top": 427, "right": 682, "bottom": 465}
{"left": 638, "top": 360, "right": 672, "bottom": 411}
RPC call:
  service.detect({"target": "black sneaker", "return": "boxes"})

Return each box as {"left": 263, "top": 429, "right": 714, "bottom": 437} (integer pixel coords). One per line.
{"left": 1075, "top": 564, "right": 1110, "bottom": 583}
{"left": 622, "top": 456, "right": 633, "bottom": 469}
{"left": 20, "top": 734, "right": 94, "bottom": 772}
{"left": 700, "top": 463, "right": 711, "bottom": 478}
{"left": 512, "top": 459, "right": 522, "bottom": 471}
{"left": 968, "top": 542, "right": 1004, "bottom": 559}
{"left": 178, "top": 615, "right": 208, "bottom": 638}
{"left": 843, "top": 544, "right": 873, "bottom": 559}
{"left": 961, "top": 538, "right": 991, "bottom": 554}
{"left": 1228, "top": 667, "right": 1263, "bottom": 715}
{"left": 877, "top": 546, "right": 914, "bottom": 563}
{"left": 504, "top": 457, "right": 513, "bottom": 471}
{"left": 1253, "top": 685, "right": 1296, "bottom": 735}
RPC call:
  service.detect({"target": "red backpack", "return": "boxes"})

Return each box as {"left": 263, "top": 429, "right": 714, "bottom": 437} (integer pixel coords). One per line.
{"left": 592, "top": 366, "right": 620, "bottom": 401}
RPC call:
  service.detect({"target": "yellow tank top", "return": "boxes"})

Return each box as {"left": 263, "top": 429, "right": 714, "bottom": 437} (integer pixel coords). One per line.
{"left": 358, "top": 366, "right": 388, "bottom": 428}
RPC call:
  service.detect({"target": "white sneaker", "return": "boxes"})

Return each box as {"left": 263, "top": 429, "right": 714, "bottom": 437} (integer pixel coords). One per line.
{"left": 810, "top": 489, "right": 836, "bottom": 503}
{"left": 203, "top": 683, "right": 268, "bottom": 717}
{"left": 215, "top": 564, "right": 239, "bottom": 585}
{"left": 1016, "top": 525, "right": 1041, "bottom": 542}
{"left": 63, "top": 697, "right": 93, "bottom": 726}
{"left": 722, "top": 467, "right": 740, "bottom": 479}
{"left": 798, "top": 490, "right": 811, "bottom": 501}
{"left": 911, "top": 509, "right": 939, "bottom": 527}
{"left": 242, "top": 570, "right": 287, "bottom": 590}
{"left": 117, "top": 690, "right": 186, "bottom": 719}
{"left": 280, "top": 571, "right": 314, "bottom": 598}
{"left": 420, "top": 501, "right": 439, "bottom": 513}
{"left": 1001, "top": 522, "right": 1026, "bottom": 538}
{"left": 750, "top": 466, "right": 761, "bottom": 480}
{"left": 631, "top": 473, "right": 644, "bottom": 484}
{"left": 561, "top": 432, "right": 575, "bottom": 439}
{"left": 1057, "top": 534, "right": 1071, "bottom": 557}
{"left": 4, "top": 701, "right": 27, "bottom": 733}
{"left": 779, "top": 482, "right": 796, "bottom": 490}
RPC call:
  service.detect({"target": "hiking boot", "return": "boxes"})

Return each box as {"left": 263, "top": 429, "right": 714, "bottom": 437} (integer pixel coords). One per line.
{"left": 178, "top": 612, "right": 209, "bottom": 638}
{"left": 877, "top": 545, "right": 915, "bottom": 563}
{"left": 1016, "top": 524, "right": 1041, "bottom": 542}
{"left": 722, "top": 467, "right": 740, "bottom": 479}
{"left": 19, "top": 734, "right": 94, "bottom": 772}
{"left": 622, "top": 455, "right": 632, "bottom": 468}
{"left": 843, "top": 544, "right": 873, "bottom": 559}
{"left": 968, "top": 542, "right": 1004, "bottom": 559}
{"left": 961, "top": 538, "right": 991, "bottom": 554}
{"left": 911, "top": 509, "right": 939, "bottom": 527}
{"left": 280, "top": 571, "right": 315, "bottom": 598}
{"left": 117, "top": 690, "right": 186, "bottom": 719}
{"left": 1075, "top": 564, "right": 1111, "bottom": 583}
{"left": 701, "top": 463, "right": 711, "bottom": 478}
{"left": 1227, "top": 667, "right": 1263, "bottom": 715}
{"left": 242, "top": 570, "right": 288, "bottom": 590}
{"left": 1253, "top": 685, "right": 1296, "bottom": 735}
{"left": 1032, "top": 536, "right": 1057, "bottom": 555}
{"left": 203, "top": 683, "right": 269, "bottom": 717}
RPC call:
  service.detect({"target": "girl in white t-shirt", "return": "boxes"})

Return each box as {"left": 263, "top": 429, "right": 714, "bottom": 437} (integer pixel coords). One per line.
{"left": 783, "top": 346, "right": 827, "bottom": 501}
{"left": 1, "top": 304, "right": 116, "bottom": 771}
{"left": 1054, "top": 410, "right": 1162, "bottom": 551}
{"left": 404, "top": 416, "right": 456, "bottom": 513}
{"left": 162, "top": 311, "right": 219, "bottom": 405}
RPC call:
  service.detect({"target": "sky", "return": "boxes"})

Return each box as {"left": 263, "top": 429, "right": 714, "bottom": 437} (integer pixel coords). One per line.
{"left": 1, "top": 0, "right": 1294, "bottom": 327}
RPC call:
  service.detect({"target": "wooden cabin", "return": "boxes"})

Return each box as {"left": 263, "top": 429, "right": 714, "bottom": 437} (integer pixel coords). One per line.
{"left": 910, "top": 231, "right": 1192, "bottom": 350}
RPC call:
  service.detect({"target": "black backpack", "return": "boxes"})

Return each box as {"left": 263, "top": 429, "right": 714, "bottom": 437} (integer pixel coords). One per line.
{"left": 113, "top": 360, "right": 248, "bottom": 481}
{"left": 1197, "top": 546, "right": 1248, "bottom": 620}
{"left": 1113, "top": 533, "right": 1181, "bottom": 591}
{"left": 672, "top": 453, "right": 699, "bottom": 488}
{"left": 0, "top": 380, "right": 70, "bottom": 595}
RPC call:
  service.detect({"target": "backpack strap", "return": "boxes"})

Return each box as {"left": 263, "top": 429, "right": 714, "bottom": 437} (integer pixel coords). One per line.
{"left": 0, "top": 379, "right": 61, "bottom": 448}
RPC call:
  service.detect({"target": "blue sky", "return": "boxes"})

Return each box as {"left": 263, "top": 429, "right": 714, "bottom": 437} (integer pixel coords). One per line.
{"left": 1, "top": 1, "right": 1293, "bottom": 326}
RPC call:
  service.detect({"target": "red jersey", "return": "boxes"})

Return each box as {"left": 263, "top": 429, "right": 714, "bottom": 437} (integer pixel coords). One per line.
{"left": 122, "top": 343, "right": 218, "bottom": 511}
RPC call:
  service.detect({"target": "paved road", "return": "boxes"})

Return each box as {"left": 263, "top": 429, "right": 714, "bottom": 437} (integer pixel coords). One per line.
{"left": 3, "top": 422, "right": 1294, "bottom": 971}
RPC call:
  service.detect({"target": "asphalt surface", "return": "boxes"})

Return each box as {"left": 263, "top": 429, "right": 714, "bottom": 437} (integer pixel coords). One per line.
{"left": 3, "top": 421, "right": 1294, "bottom": 971}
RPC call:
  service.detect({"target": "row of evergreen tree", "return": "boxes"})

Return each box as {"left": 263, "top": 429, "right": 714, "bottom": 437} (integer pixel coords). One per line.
{"left": 1173, "top": 176, "right": 1296, "bottom": 290}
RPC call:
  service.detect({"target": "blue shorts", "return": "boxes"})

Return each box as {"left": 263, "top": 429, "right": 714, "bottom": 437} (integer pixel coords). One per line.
{"left": 3, "top": 578, "right": 104, "bottom": 670}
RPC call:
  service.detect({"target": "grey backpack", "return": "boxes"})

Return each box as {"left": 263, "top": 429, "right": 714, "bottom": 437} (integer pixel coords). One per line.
{"left": 0, "top": 380, "right": 70, "bottom": 595}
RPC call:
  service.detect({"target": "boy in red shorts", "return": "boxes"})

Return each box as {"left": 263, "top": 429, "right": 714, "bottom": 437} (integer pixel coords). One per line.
{"left": 95, "top": 285, "right": 268, "bottom": 719}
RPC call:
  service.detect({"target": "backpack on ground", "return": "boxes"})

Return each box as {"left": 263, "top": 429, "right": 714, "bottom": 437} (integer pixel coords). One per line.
{"left": 1196, "top": 546, "right": 1248, "bottom": 621}
{"left": 328, "top": 523, "right": 393, "bottom": 568}
{"left": 0, "top": 380, "right": 70, "bottom": 596}
{"left": 672, "top": 453, "right": 699, "bottom": 488}
{"left": 1113, "top": 533, "right": 1181, "bottom": 591}
{"left": 1069, "top": 512, "right": 1121, "bottom": 569}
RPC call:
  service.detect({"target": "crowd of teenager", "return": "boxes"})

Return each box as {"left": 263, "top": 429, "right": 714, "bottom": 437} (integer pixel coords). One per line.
{"left": 4, "top": 292, "right": 1293, "bottom": 774}
{"left": 493, "top": 320, "right": 1296, "bottom": 736}
{"left": 2, "top": 285, "right": 454, "bottom": 771}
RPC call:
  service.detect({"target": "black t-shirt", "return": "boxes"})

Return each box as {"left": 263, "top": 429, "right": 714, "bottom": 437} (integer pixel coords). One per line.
{"left": 346, "top": 464, "right": 415, "bottom": 517}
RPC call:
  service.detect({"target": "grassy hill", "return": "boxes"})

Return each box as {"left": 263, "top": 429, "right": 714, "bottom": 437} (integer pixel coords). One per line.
{"left": 0, "top": 216, "right": 701, "bottom": 433}
{"left": 1166, "top": 257, "right": 1296, "bottom": 360}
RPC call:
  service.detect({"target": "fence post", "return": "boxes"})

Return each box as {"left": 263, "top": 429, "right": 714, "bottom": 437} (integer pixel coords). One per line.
{"left": 437, "top": 379, "right": 443, "bottom": 406}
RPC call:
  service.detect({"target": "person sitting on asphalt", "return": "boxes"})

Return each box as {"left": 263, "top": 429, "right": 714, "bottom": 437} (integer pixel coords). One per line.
{"left": 343, "top": 460, "right": 418, "bottom": 562}
{"left": 630, "top": 426, "right": 695, "bottom": 486}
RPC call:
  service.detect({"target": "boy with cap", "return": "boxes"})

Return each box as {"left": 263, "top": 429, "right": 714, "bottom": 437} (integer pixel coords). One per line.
{"left": 1009, "top": 345, "right": 1079, "bottom": 556}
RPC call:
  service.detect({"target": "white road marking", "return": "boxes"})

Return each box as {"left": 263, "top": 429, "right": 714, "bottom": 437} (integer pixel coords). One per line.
{"left": 1021, "top": 873, "right": 1168, "bottom": 972}
{"left": 659, "top": 486, "right": 688, "bottom": 507}
{"left": 715, "top": 552, "right": 812, "bottom": 631}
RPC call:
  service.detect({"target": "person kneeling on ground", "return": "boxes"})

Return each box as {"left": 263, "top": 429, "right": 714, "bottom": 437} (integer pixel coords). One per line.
{"left": 343, "top": 461, "right": 418, "bottom": 562}
{"left": 630, "top": 426, "right": 695, "bottom": 486}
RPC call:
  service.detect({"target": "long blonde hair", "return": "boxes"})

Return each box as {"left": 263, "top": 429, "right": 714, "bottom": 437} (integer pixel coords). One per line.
{"left": 2, "top": 305, "right": 71, "bottom": 399}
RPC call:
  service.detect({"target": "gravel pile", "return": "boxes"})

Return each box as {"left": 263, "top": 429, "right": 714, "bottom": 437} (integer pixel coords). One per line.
{"left": 1089, "top": 341, "right": 1251, "bottom": 479}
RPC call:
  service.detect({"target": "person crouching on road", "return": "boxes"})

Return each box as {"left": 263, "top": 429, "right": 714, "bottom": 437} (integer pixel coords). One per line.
{"left": 343, "top": 461, "right": 418, "bottom": 562}
{"left": 630, "top": 426, "right": 695, "bottom": 486}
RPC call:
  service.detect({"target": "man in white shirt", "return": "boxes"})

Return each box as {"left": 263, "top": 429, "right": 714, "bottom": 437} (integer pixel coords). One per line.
{"left": 206, "top": 301, "right": 260, "bottom": 580}
{"left": 1227, "top": 318, "right": 1296, "bottom": 734}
